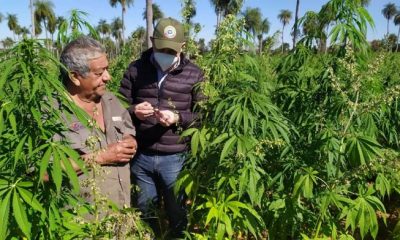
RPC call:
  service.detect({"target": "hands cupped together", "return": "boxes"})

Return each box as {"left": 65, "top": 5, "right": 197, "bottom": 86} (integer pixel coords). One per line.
{"left": 99, "top": 135, "right": 137, "bottom": 165}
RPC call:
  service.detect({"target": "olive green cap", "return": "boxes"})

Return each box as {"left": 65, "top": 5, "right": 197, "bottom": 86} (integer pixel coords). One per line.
{"left": 153, "top": 17, "right": 184, "bottom": 52}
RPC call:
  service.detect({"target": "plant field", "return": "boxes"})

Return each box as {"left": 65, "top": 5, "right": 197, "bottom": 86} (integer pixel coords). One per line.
{"left": 1, "top": 0, "right": 400, "bottom": 239}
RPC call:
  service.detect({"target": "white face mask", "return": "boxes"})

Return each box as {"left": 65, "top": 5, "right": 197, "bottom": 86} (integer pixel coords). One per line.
{"left": 154, "top": 52, "right": 179, "bottom": 72}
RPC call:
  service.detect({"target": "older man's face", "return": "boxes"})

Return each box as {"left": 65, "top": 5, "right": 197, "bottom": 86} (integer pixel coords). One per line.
{"left": 76, "top": 54, "right": 110, "bottom": 99}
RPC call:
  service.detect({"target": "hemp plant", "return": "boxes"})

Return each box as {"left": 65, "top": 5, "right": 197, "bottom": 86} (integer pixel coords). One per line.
{"left": 176, "top": 15, "right": 291, "bottom": 239}
{"left": 0, "top": 36, "right": 150, "bottom": 240}
{"left": 0, "top": 38, "right": 86, "bottom": 239}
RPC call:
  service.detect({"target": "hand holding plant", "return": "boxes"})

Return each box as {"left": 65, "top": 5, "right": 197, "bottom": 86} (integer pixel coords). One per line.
{"left": 154, "top": 109, "right": 179, "bottom": 127}
{"left": 134, "top": 101, "right": 154, "bottom": 120}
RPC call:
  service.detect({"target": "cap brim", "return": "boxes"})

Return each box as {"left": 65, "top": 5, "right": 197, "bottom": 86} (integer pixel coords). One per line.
{"left": 153, "top": 38, "right": 182, "bottom": 52}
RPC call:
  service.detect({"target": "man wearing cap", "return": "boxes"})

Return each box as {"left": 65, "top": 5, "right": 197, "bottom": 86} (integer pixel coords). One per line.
{"left": 119, "top": 17, "right": 204, "bottom": 237}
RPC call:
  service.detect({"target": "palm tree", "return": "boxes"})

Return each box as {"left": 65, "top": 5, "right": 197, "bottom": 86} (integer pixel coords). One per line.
{"left": 111, "top": 17, "right": 123, "bottom": 54}
{"left": 142, "top": 3, "right": 164, "bottom": 29}
{"left": 6, "top": 14, "right": 19, "bottom": 40}
{"left": 16, "top": 26, "right": 30, "bottom": 39}
{"left": 318, "top": 3, "right": 336, "bottom": 53}
{"left": 56, "top": 16, "right": 66, "bottom": 31}
{"left": 14, "top": 25, "right": 29, "bottom": 40}
{"left": 109, "top": 0, "right": 134, "bottom": 45}
{"left": 181, "top": 0, "right": 197, "bottom": 46}
{"left": 132, "top": 26, "right": 146, "bottom": 52}
{"left": 197, "top": 38, "right": 207, "bottom": 53}
{"left": 34, "top": 19, "right": 42, "bottom": 37}
{"left": 34, "top": 0, "right": 56, "bottom": 43}
{"left": 132, "top": 26, "right": 146, "bottom": 39}
{"left": 278, "top": 9, "right": 292, "bottom": 53}
{"left": 97, "top": 19, "right": 111, "bottom": 41}
{"left": 293, "top": 0, "right": 300, "bottom": 48}
{"left": 243, "top": 7, "right": 262, "bottom": 44}
{"left": 301, "top": 11, "right": 320, "bottom": 47}
{"left": 210, "top": 0, "right": 222, "bottom": 27}
{"left": 111, "top": 17, "right": 123, "bottom": 41}
{"left": 394, "top": 12, "right": 400, "bottom": 51}
{"left": 181, "top": 0, "right": 196, "bottom": 25}
{"left": 227, "top": 0, "right": 243, "bottom": 16}
{"left": 257, "top": 18, "right": 270, "bottom": 54}
{"left": 0, "top": 12, "right": 4, "bottom": 23}
{"left": 360, "top": 0, "right": 370, "bottom": 7}
{"left": 388, "top": 33, "right": 398, "bottom": 49}
{"left": 14, "top": 25, "right": 22, "bottom": 40}
{"left": 2, "top": 37, "right": 15, "bottom": 49}
{"left": 145, "top": 0, "right": 153, "bottom": 49}
{"left": 30, "top": 0, "right": 35, "bottom": 37}
{"left": 382, "top": 3, "right": 397, "bottom": 36}
{"left": 181, "top": 0, "right": 197, "bottom": 25}
{"left": 242, "top": 8, "right": 270, "bottom": 54}
{"left": 210, "top": 0, "right": 244, "bottom": 27}
{"left": 47, "top": 14, "right": 56, "bottom": 47}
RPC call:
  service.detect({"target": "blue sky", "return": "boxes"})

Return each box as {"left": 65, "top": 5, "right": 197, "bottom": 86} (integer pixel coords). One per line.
{"left": 0, "top": 0, "right": 399, "bottom": 45}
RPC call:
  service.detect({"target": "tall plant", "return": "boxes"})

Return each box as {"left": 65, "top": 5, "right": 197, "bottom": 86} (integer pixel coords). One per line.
{"left": 274, "top": 15, "right": 399, "bottom": 239}
{"left": 0, "top": 37, "right": 85, "bottom": 240}
{"left": 0, "top": 37, "right": 152, "bottom": 240}
{"left": 176, "top": 15, "right": 291, "bottom": 239}
{"left": 324, "top": 0, "right": 374, "bottom": 55}
{"left": 57, "top": 9, "right": 99, "bottom": 49}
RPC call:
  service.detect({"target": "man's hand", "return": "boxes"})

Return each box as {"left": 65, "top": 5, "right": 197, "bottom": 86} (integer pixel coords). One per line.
{"left": 154, "top": 109, "right": 179, "bottom": 127}
{"left": 98, "top": 135, "right": 137, "bottom": 164}
{"left": 134, "top": 101, "right": 154, "bottom": 120}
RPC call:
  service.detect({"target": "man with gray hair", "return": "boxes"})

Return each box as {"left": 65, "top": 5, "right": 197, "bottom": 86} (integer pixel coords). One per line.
{"left": 57, "top": 36, "right": 137, "bottom": 208}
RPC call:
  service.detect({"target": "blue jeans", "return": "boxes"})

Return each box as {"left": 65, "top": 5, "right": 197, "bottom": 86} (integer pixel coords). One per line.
{"left": 131, "top": 152, "right": 187, "bottom": 237}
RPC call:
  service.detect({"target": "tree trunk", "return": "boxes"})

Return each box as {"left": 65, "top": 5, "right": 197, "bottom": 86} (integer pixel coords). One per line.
{"left": 387, "top": 19, "right": 390, "bottom": 37}
{"left": 51, "top": 33, "right": 53, "bottom": 52}
{"left": 146, "top": 0, "right": 153, "bottom": 49}
{"left": 30, "top": 0, "right": 35, "bottom": 37}
{"left": 282, "top": 25, "right": 285, "bottom": 53}
{"left": 121, "top": 8, "right": 125, "bottom": 45}
{"left": 44, "top": 20, "right": 49, "bottom": 50}
{"left": 396, "top": 26, "right": 400, "bottom": 52}
{"left": 293, "top": 0, "right": 300, "bottom": 49}
{"left": 319, "top": 37, "right": 327, "bottom": 53}
{"left": 216, "top": 11, "right": 221, "bottom": 30}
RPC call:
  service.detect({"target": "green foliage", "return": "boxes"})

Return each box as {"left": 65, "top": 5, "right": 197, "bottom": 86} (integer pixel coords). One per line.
{"left": 0, "top": 38, "right": 151, "bottom": 239}
{"left": 3, "top": 2, "right": 400, "bottom": 239}
{"left": 272, "top": 33, "right": 400, "bottom": 239}
{"left": 323, "top": 0, "right": 374, "bottom": 55}
{"left": 0, "top": 38, "right": 81, "bottom": 239}
{"left": 176, "top": 3, "right": 400, "bottom": 239}
{"left": 176, "top": 15, "right": 290, "bottom": 239}
{"left": 57, "top": 9, "right": 99, "bottom": 47}
{"left": 108, "top": 37, "right": 141, "bottom": 95}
